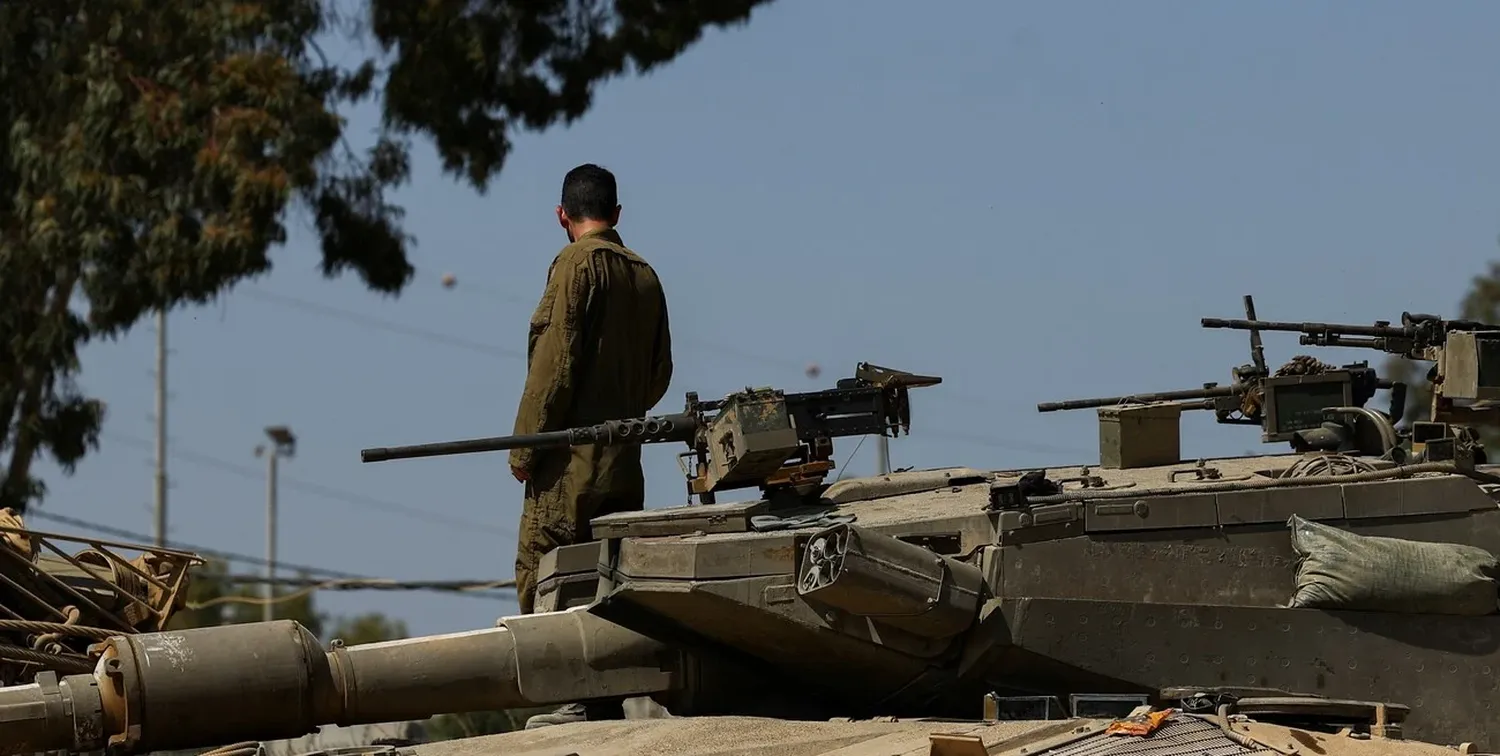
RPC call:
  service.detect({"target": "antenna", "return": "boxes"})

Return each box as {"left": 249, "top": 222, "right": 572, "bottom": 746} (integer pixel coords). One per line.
{"left": 1244, "top": 295, "right": 1267, "bottom": 376}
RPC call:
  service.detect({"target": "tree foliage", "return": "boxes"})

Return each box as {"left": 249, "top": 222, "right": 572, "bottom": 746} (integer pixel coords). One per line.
{"left": 0, "top": 0, "right": 774, "bottom": 512}
{"left": 1384, "top": 261, "right": 1500, "bottom": 448}
{"left": 326, "top": 610, "right": 410, "bottom": 644}
{"left": 167, "top": 560, "right": 330, "bottom": 634}
{"left": 167, "top": 560, "right": 408, "bottom": 647}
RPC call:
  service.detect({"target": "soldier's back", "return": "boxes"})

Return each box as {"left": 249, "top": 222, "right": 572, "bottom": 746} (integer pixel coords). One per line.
{"left": 558, "top": 229, "right": 669, "bottom": 423}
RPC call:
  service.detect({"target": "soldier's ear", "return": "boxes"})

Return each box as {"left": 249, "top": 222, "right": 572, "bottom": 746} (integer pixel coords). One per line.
{"left": 609, "top": 205, "right": 621, "bottom": 226}
{"left": 555, "top": 205, "right": 569, "bottom": 228}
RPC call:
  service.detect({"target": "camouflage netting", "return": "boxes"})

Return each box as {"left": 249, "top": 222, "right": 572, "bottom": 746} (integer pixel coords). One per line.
{"left": 1287, "top": 514, "right": 1500, "bottom": 615}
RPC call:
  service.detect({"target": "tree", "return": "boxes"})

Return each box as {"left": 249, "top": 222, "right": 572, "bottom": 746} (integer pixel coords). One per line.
{"left": 167, "top": 562, "right": 419, "bottom": 641}
{"left": 325, "top": 611, "right": 409, "bottom": 645}
{"left": 0, "top": 0, "right": 775, "bottom": 512}
{"left": 1384, "top": 261, "right": 1500, "bottom": 447}
{"left": 166, "top": 560, "right": 325, "bottom": 636}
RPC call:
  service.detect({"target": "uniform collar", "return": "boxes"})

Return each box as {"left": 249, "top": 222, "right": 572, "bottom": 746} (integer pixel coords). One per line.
{"left": 575, "top": 226, "right": 622, "bottom": 245}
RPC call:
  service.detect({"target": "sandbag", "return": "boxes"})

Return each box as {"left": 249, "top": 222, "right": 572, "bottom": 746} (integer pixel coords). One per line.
{"left": 1286, "top": 514, "right": 1500, "bottom": 616}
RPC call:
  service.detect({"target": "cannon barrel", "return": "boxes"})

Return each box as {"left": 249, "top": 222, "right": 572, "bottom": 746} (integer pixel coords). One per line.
{"left": 0, "top": 612, "right": 682, "bottom": 755}
{"left": 1037, "top": 384, "right": 1240, "bottom": 413}
{"left": 361, "top": 412, "right": 699, "bottom": 463}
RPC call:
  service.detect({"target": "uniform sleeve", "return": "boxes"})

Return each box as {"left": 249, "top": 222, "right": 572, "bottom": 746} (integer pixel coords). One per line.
{"left": 510, "top": 254, "right": 594, "bottom": 473}
{"left": 648, "top": 291, "right": 673, "bottom": 408}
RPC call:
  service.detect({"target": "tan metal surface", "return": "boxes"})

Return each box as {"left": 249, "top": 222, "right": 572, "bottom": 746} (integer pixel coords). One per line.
{"left": 401, "top": 714, "right": 1475, "bottom": 756}
{"left": 404, "top": 716, "right": 1072, "bottom": 756}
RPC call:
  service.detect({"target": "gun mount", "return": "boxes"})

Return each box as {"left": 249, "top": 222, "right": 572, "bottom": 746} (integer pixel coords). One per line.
{"left": 1203, "top": 305, "right": 1500, "bottom": 463}
{"left": 1038, "top": 296, "right": 1408, "bottom": 468}
{"left": 361, "top": 362, "right": 941, "bottom": 505}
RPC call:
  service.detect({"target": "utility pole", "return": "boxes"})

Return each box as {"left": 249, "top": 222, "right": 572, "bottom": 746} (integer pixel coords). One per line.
{"left": 153, "top": 309, "right": 167, "bottom": 547}
{"left": 257, "top": 426, "right": 297, "bottom": 623}
{"left": 876, "top": 434, "right": 891, "bottom": 475}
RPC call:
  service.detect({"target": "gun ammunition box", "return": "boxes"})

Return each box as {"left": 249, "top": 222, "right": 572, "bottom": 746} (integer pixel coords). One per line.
{"left": 1098, "top": 404, "right": 1182, "bottom": 469}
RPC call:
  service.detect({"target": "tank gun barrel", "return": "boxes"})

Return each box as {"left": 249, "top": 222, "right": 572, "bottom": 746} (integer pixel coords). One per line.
{"left": 1037, "top": 384, "right": 1240, "bottom": 413}
{"left": 361, "top": 412, "right": 698, "bottom": 463}
{"left": 0, "top": 613, "right": 681, "bottom": 755}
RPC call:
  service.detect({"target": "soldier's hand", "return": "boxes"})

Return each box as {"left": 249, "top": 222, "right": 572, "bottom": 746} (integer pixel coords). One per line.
{"left": 511, "top": 465, "right": 528, "bottom": 483}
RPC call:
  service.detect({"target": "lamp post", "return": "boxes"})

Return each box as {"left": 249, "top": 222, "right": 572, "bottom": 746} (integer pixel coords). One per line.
{"left": 154, "top": 309, "right": 168, "bottom": 547}
{"left": 255, "top": 426, "right": 297, "bottom": 623}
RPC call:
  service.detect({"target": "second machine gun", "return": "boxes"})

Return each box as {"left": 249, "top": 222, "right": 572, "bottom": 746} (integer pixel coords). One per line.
{"left": 1038, "top": 295, "right": 1407, "bottom": 448}
{"left": 362, "top": 362, "right": 942, "bottom": 505}
{"left": 1202, "top": 307, "right": 1500, "bottom": 464}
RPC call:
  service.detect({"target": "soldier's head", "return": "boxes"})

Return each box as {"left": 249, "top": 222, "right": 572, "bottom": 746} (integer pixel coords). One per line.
{"left": 557, "top": 163, "right": 621, "bottom": 241}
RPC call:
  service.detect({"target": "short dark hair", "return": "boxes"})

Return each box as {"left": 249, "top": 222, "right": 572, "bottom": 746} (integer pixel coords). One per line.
{"left": 560, "top": 164, "right": 618, "bottom": 221}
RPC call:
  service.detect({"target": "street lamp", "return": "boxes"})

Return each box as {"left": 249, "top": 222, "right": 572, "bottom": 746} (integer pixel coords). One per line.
{"left": 254, "top": 426, "right": 297, "bottom": 623}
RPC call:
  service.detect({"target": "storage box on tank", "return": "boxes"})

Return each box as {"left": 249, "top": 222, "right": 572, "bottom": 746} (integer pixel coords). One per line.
{"left": 1097, "top": 403, "right": 1182, "bottom": 469}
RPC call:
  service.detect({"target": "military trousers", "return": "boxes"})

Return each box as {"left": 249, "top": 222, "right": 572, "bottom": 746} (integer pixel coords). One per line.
{"left": 514, "top": 472, "right": 644, "bottom": 615}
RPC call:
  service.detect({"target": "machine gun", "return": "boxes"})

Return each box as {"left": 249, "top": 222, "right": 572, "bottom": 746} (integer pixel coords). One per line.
{"left": 361, "top": 362, "right": 941, "bottom": 505}
{"left": 1038, "top": 296, "right": 1406, "bottom": 446}
{"left": 1203, "top": 308, "right": 1500, "bottom": 462}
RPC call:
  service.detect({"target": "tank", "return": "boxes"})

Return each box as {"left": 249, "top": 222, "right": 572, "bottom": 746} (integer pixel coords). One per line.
{"left": 6, "top": 301, "right": 1500, "bottom": 756}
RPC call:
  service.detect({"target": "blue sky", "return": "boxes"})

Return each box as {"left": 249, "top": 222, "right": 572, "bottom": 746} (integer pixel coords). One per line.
{"left": 32, "top": 1, "right": 1500, "bottom": 636}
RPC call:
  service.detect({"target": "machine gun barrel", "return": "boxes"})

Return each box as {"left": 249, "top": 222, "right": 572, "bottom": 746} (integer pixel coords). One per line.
{"left": 361, "top": 413, "right": 698, "bottom": 463}
{"left": 1037, "top": 384, "right": 1241, "bottom": 413}
{"left": 1201, "top": 317, "right": 1413, "bottom": 339}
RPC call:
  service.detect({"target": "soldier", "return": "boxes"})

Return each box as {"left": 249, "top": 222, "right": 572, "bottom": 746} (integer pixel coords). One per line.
{"left": 513, "top": 164, "right": 672, "bottom": 615}
{"left": 510, "top": 163, "right": 673, "bottom": 613}
{"left": 510, "top": 164, "right": 672, "bottom": 728}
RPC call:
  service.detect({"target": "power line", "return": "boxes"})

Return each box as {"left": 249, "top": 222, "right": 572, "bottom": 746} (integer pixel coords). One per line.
{"left": 235, "top": 288, "right": 1081, "bottom": 456}
{"left": 103, "top": 431, "right": 516, "bottom": 537}
{"left": 354, "top": 276, "right": 808, "bottom": 372}
{"left": 239, "top": 289, "right": 525, "bottom": 360}
{"left": 26, "top": 510, "right": 364, "bottom": 579}
{"left": 244, "top": 284, "right": 804, "bottom": 370}
{"left": 427, "top": 278, "right": 1082, "bottom": 399}
{"left": 192, "top": 576, "right": 512, "bottom": 610}
{"left": 27, "top": 511, "right": 514, "bottom": 603}
{"left": 220, "top": 575, "right": 514, "bottom": 592}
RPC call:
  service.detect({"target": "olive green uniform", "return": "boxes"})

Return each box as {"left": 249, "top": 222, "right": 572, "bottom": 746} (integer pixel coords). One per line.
{"left": 511, "top": 228, "right": 672, "bottom": 613}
